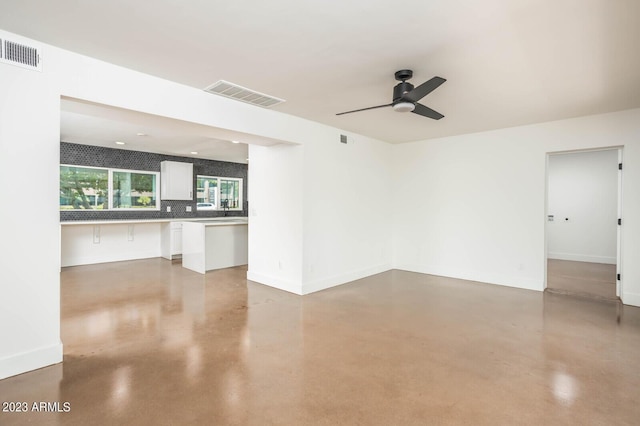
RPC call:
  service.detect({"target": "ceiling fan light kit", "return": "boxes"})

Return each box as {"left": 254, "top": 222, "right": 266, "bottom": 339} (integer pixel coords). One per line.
{"left": 393, "top": 102, "right": 415, "bottom": 113}
{"left": 336, "top": 69, "right": 446, "bottom": 120}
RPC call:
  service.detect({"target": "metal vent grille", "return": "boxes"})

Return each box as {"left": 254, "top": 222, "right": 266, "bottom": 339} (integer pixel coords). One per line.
{"left": 204, "top": 80, "right": 285, "bottom": 108}
{"left": 0, "top": 38, "right": 41, "bottom": 71}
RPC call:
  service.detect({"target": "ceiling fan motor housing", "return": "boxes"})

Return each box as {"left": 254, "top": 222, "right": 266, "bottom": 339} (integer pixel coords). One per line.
{"left": 393, "top": 81, "right": 414, "bottom": 102}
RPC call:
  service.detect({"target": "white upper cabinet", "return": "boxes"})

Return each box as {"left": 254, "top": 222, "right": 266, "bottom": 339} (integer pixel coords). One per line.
{"left": 160, "top": 161, "right": 193, "bottom": 200}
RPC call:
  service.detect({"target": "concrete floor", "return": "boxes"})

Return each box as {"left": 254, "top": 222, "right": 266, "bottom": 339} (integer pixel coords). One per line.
{"left": 547, "top": 259, "right": 617, "bottom": 300}
{"left": 1, "top": 258, "right": 639, "bottom": 425}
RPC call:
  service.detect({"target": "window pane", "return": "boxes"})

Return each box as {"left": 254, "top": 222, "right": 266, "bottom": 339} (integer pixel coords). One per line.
{"left": 196, "top": 177, "right": 218, "bottom": 210}
{"left": 60, "top": 166, "right": 109, "bottom": 210}
{"left": 113, "top": 171, "right": 157, "bottom": 209}
{"left": 220, "top": 179, "right": 240, "bottom": 209}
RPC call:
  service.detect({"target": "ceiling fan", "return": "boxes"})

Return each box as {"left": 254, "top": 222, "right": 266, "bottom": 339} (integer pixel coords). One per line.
{"left": 336, "top": 70, "right": 446, "bottom": 120}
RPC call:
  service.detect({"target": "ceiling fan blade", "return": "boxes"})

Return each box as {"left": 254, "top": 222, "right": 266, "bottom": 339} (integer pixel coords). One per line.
{"left": 336, "top": 103, "right": 393, "bottom": 116}
{"left": 412, "top": 103, "right": 444, "bottom": 120}
{"left": 403, "top": 76, "right": 446, "bottom": 103}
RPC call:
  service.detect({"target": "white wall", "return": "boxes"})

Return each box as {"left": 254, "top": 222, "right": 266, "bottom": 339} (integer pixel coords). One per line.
{"left": 392, "top": 109, "right": 640, "bottom": 306}
{"left": 0, "top": 34, "right": 62, "bottom": 379}
{"left": 247, "top": 143, "right": 305, "bottom": 293}
{"left": 301, "top": 133, "right": 393, "bottom": 294}
{"left": 547, "top": 149, "right": 618, "bottom": 264}
{"left": 392, "top": 128, "right": 544, "bottom": 291}
{"left": 247, "top": 130, "right": 394, "bottom": 295}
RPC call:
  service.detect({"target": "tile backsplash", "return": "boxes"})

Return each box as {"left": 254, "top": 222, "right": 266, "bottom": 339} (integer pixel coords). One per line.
{"left": 60, "top": 142, "right": 248, "bottom": 221}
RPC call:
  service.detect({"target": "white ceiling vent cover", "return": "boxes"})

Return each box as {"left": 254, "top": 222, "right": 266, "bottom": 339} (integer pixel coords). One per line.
{"left": 0, "top": 37, "right": 42, "bottom": 72}
{"left": 204, "top": 80, "right": 285, "bottom": 108}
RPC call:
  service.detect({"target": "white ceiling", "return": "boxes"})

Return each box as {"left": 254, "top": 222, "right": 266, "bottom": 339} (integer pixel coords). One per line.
{"left": 60, "top": 99, "right": 253, "bottom": 163}
{"left": 2, "top": 0, "right": 640, "bottom": 149}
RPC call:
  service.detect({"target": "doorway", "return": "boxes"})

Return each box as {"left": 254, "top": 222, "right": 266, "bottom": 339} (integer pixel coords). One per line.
{"left": 545, "top": 148, "right": 622, "bottom": 300}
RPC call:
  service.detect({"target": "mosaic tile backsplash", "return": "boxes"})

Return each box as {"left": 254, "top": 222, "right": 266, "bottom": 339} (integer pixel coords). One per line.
{"left": 60, "top": 142, "right": 248, "bottom": 221}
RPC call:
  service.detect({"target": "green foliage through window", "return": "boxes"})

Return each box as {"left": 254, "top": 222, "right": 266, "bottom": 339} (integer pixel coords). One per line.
{"left": 60, "top": 166, "right": 108, "bottom": 210}
{"left": 113, "top": 171, "right": 157, "bottom": 209}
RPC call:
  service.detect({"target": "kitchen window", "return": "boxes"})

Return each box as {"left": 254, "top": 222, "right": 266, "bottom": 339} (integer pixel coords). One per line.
{"left": 196, "top": 175, "right": 243, "bottom": 211}
{"left": 60, "top": 166, "right": 109, "bottom": 210}
{"left": 60, "top": 165, "right": 159, "bottom": 211}
{"left": 112, "top": 170, "right": 158, "bottom": 210}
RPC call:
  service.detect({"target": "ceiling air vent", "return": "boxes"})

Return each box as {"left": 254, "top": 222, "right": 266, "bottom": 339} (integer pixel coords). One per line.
{"left": 0, "top": 37, "right": 42, "bottom": 72}
{"left": 204, "top": 80, "right": 285, "bottom": 108}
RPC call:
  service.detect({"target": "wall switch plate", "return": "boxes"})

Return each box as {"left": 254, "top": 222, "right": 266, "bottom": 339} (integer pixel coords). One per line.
{"left": 186, "top": 206, "right": 192, "bottom": 212}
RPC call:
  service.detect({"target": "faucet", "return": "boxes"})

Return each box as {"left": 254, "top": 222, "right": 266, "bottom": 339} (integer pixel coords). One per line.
{"left": 221, "top": 199, "right": 229, "bottom": 216}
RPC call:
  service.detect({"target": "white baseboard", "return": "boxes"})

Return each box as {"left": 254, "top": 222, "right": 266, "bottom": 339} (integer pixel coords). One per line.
{"left": 622, "top": 292, "right": 640, "bottom": 308}
{"left": 394, "top": 263, "right": 543, "bottom": 292}
{"left": 251, "top": 263, "right": 640, "bottom": 308}
{"left": 301, "top": 263, "right": 392, "bottom": 295}
{"left": 548, "top": 252, "right": 616, "bottom": 265}
{"left": 0, "top": 343, "right": 63, "bottom": 380}
{"left": 246, "top": 271, "right": 303, "bottom": 295}
{"left": 248, "top": 263, "right": 392, "bottom": 296}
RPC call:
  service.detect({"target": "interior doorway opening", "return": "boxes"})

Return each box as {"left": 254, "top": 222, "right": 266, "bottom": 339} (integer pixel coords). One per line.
{"left": 545, "top": 147, "right": 622, "bottom": 301}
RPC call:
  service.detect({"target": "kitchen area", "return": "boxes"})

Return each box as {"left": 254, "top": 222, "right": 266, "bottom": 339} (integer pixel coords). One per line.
{"left": 60, "top": 140, "right": 249, "bottom": 274}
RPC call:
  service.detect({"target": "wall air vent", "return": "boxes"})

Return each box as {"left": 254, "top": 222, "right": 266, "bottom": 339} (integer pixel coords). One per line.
{"left": 204, "top": 80, "right": 285, "bottom": 108}
{"left": 0, "top": 37, "right": 42, "bottom": 72}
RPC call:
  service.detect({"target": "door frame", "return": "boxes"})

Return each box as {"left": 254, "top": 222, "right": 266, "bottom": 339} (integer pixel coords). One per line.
{"left": 543, "top": 146, "right": 624, "bottom": 299}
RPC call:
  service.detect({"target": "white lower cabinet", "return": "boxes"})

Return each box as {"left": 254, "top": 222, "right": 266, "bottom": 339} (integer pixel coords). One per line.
{"left": 161, "top": 222, "right": 183, "bottom": 260}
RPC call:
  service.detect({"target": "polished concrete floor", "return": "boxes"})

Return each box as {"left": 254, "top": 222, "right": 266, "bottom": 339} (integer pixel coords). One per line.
{"left": 547, "top": 259, "right": 617, "bottom": 300}
{"left": 1, "top": 259, "right": 639, "bottom": 425}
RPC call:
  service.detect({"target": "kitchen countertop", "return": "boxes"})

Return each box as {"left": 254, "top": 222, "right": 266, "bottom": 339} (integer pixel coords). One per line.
{"left": 197, "top": 219, "right": 248, "bottom": 226}
{"left": 60, "top": 217, "right": 248, "bottom": 226}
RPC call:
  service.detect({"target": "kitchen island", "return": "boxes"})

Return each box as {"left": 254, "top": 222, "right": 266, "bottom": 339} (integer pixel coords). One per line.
{"left": 181, "top": 218, "right": 248, "bottom": 274}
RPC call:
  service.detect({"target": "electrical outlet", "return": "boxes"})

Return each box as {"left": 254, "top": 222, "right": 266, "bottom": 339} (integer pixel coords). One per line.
{"left": 166, "top": 206, "right": 171, "bottom": 212}
{"left": 186, "top": 206, "right": 192, "bottom": 212}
